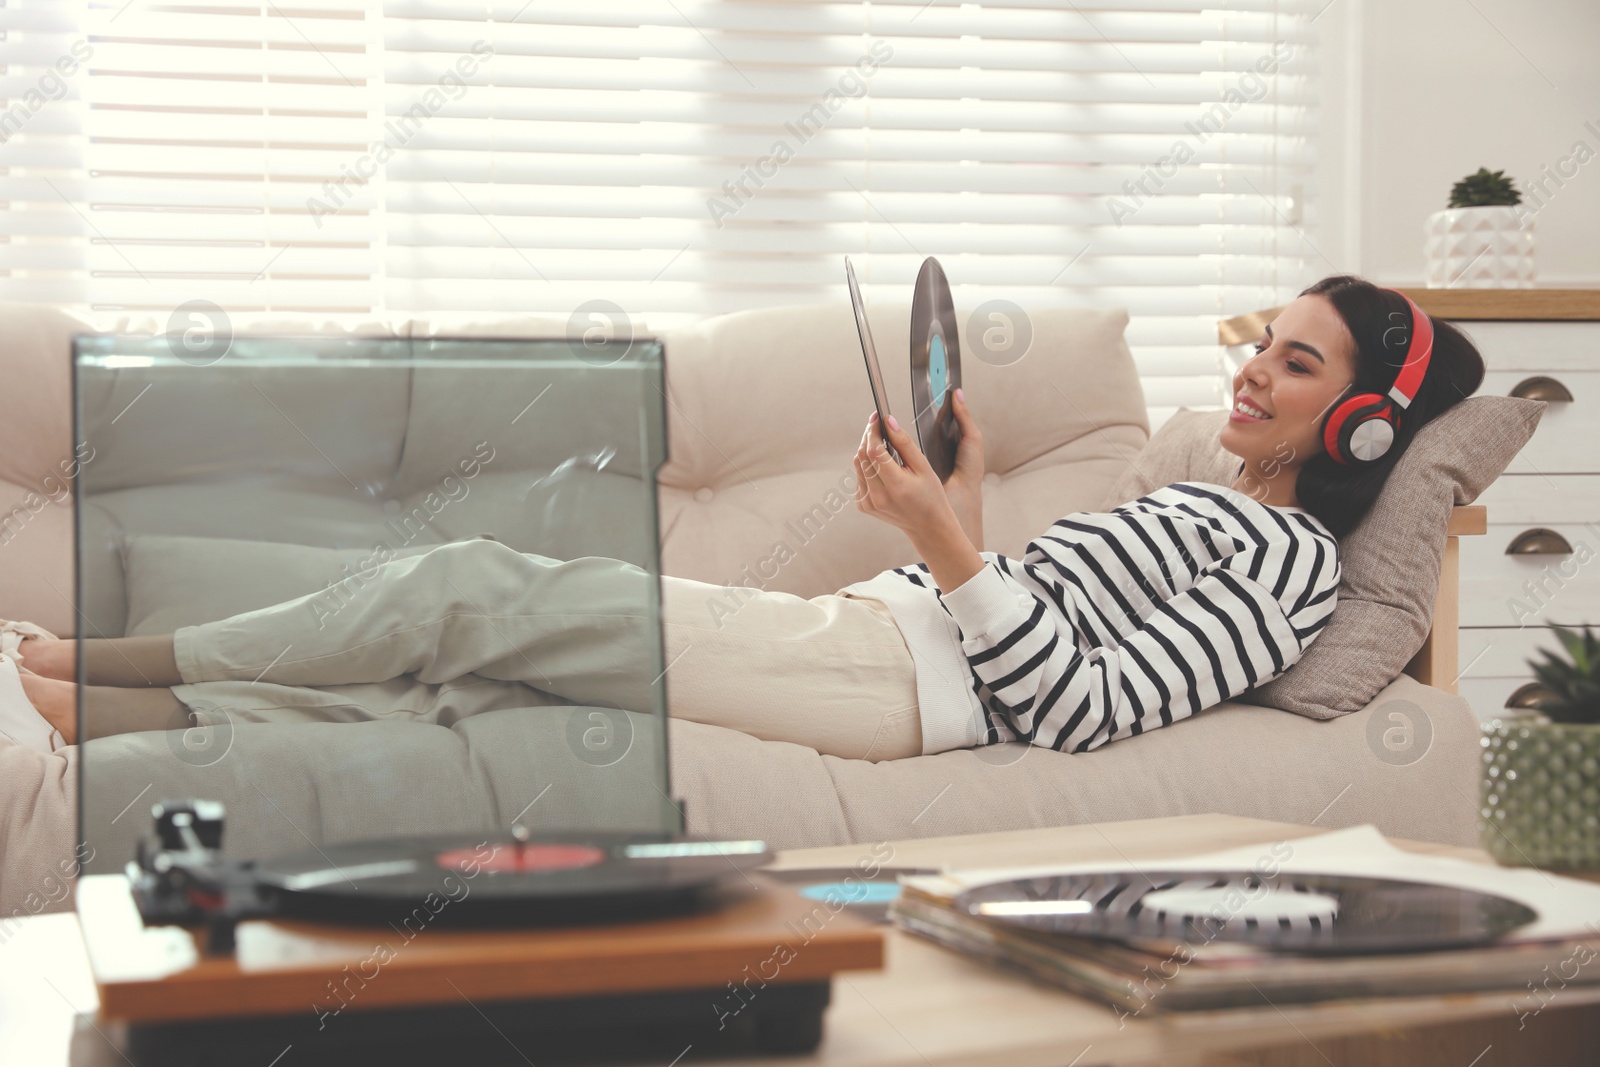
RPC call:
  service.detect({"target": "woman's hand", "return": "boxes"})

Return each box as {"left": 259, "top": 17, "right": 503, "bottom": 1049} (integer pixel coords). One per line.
{"left": 941, "top": 388, "right": 985, "bottom": 547}
{"left": 854, "top": 411, "right": 958, "bottom": 539}
{"left": 854, "top": 409, "right": 988, "bottom": 594}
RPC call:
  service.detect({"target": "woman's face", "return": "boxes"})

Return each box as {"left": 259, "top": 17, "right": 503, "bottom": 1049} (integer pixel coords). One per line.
{"left": 1220, "top": 293, "right": 1359, "bottom": 478}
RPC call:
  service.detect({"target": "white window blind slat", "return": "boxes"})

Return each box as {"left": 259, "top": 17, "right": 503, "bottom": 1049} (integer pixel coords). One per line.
{"left": 364, "top": 158, "right": 1302, "bottom": 195}
{"left": 387, "top": 0, "right": 1315, "bottom": 32}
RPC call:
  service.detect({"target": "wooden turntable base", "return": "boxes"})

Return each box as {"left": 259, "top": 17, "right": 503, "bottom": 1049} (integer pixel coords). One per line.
{"left": 77, "top": 872, "right": 884, "bottom": 1064}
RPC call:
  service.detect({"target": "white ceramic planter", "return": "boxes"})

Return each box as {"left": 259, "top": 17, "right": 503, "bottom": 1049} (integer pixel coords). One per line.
{"left": 1422, "top": 205, "right": 1536, "bottom": 288}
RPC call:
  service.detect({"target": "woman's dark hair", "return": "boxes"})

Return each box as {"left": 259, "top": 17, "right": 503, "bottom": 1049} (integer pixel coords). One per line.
{"left": 1239, "top": 274, "right": 1486, "bottom": 539}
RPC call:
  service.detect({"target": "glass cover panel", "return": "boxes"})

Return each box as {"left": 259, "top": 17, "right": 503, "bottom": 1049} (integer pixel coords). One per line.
{"left": 74, "top": 335, "right": 675, "bottom": 875}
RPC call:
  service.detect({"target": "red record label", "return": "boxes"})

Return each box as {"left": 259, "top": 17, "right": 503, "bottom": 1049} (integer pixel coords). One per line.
{"left": 436, "top": 843, "right": 607, "bottom": 874}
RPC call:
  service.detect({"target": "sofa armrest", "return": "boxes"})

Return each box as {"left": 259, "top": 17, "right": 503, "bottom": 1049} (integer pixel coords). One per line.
{"left": 1402, "top": 505, "right": 1486, "bottom": 692}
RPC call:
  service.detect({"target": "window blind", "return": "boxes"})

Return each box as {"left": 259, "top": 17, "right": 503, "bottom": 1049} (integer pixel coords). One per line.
{"left": 0, "top": 0, "right": 94, "bottom": 305}
{"left": 4, "top": 0, "right": 1321, "bottom": 423}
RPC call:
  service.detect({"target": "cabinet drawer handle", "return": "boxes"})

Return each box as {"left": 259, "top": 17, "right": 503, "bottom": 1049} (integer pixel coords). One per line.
{"left": 1506, "top": 681, "right": 1559, "bottom": 711}
{"left": 1509, "top": 375, "right": 1573, "bottom": 402}
{"left": 1504, "top": 527, "right": 1573, "bottom": 555}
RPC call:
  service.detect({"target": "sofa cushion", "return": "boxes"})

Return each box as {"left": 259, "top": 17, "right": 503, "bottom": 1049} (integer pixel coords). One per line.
{"left": 666, "top": 718, "right": 853, "bottom": 849}
{"left": 83, "top": 489, "right": 439, "bottom": 639}
{"left": 80, "top": 363, "right": 414, "bottom": 497}
{"left": 120, "top": 534, "right": 443, "bottom": 636}
{"left": 1099, "top": 398, "right": 1547, "bottom": 719}
{"left": 673, "top": 673, "right": 1483, "bottom": 849}
{"left": 79, "top": 706, "right": 673, "bottom": 880}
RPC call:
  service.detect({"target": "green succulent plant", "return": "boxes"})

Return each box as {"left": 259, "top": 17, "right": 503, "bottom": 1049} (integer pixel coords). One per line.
{"left": 1524, "top": 622, "right": 1600, "bottom": 725}
{"left": 1448, "top": 167, "right": 1523, "bottom": 208}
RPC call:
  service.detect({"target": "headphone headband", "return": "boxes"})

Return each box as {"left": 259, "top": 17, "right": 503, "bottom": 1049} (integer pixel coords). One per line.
{"left": 1385, "top": 289, "right": 1434, "bottom": 411}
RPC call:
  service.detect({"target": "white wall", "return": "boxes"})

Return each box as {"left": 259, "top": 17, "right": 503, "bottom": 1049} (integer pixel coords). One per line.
{"left": 1317, "top": 0, "right": 1600, "bottom": 286}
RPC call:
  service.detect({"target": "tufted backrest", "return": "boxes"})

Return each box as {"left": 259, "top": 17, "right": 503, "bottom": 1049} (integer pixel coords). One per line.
{"left": 652, "top": 300, "right": 1149, "bottom": 596}
{"left": 0, "top": 300, "right": 1151, "bottom": 633}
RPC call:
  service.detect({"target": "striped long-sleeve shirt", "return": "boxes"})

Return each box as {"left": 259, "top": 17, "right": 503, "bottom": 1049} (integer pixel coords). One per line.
{"left": 837, "top": 481, "right": 1341, "bottom": 756}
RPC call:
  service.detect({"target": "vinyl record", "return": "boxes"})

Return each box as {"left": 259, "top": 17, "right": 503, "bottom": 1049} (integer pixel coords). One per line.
{"left": 954, "top": 868, "right": 1537, "bottom": 955}
{"left": 909, "top": 257, "right": 962, "bottom": 483}
{"left": 253, "top": 832, "right": 772, "bottom": 926}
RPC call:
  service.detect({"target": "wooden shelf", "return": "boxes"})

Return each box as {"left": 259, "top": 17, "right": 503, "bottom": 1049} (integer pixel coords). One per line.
{"left": 1394, "top": 288, "right": 1600, "bottom": 321}
{"left": 1219, "top": 288, "right": 1600, "bottom": 345}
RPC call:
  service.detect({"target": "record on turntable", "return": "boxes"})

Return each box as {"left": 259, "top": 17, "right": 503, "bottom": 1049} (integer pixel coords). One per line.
{"left": 954, "top": 868, "right": 1538, "bottom": 955}
{"left": 129, "top": 799, "right": 773, "bottom": 937}
{"left": 255, "top": 831, "right": 773, "bottom": 925}
{"left": 909, "top": 256, "right": 963, "bottom": 483}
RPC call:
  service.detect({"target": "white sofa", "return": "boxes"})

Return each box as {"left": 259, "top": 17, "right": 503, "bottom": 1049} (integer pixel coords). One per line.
{"left": 0, "top": 301, "right": 1486, "bottom": 912}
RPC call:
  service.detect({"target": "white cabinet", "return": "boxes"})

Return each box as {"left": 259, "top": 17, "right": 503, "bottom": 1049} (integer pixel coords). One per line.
{"left": 1453, "top": 319, "right": 1600, "bottom": 723}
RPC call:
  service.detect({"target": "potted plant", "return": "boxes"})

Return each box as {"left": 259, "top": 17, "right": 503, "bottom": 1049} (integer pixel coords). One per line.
{"left": 1479, "top": 623, "right": 1600, "bottom": 869}
{"left": 1422, "top": 167, "right": 1536, "bottom": 289}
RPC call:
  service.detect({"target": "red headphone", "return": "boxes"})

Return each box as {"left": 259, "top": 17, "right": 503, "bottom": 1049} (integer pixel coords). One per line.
{"left": 1320, "top": 288, "right": 1434, "bottom": 465}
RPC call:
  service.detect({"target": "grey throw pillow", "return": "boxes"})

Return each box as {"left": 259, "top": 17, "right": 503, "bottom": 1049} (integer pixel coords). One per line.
{"left": 1098, "top": 397, "right": 1548, "bottom": 719}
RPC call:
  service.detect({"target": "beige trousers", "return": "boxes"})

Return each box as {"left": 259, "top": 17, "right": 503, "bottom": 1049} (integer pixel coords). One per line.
{"left": 171, "top": 539, "right": 923, "bottom": 762}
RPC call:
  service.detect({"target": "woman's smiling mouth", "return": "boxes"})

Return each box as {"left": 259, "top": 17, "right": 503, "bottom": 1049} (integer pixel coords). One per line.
{"left": 1231, "top": 394, "right": 1273, "bottom": 422}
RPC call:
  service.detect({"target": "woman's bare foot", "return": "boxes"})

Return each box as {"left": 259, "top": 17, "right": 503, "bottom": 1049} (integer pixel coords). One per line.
{"left": 15, "top": 634, "right": 75, "bottom": 682}
{"left": 18, "top": 671, "right": 75, "bottom": 745}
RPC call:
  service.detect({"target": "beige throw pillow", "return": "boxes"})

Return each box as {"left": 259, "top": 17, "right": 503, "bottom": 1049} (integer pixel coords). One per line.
{"left": 1098, "top": 397, "right": 1548, "bottom": 719}
{"left": 121, "top": 535, "right": 442, "bottom": 636}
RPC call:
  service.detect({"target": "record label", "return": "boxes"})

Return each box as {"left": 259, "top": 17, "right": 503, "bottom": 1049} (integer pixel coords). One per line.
{"left": 438, "top": 843, "right": 606, "bottom": 874}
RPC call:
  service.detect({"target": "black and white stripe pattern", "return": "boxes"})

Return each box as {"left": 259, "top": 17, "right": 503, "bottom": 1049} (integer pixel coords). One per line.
{"left": 890, "top": 482, "right": 1340, "bottom": 753}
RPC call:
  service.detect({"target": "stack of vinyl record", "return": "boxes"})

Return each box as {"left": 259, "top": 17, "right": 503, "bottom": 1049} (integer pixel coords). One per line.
{"left": 890, "top": 860, "right": 1600, "bottom": 1013}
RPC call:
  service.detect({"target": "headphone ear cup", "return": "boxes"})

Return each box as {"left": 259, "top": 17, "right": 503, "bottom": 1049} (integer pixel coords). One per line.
{"left": 1324, "top": 393, "right": 1395, "bottom": 465}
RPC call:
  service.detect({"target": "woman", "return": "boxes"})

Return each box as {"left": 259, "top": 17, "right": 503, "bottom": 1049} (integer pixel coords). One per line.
{"left": 5, "top": 275, "right": 1486, "bottom": 763}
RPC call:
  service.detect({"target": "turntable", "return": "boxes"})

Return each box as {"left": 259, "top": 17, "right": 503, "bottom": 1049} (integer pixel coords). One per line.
{"left": 77, "top": 801, "right": 881, "bottom": 1065}
{"left": 70, "top": 334, "right": 884, "bottom": 1065}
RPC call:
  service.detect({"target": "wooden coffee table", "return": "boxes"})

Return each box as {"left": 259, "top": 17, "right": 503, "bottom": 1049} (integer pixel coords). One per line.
{"left": 4, "top": 813, "right": 1598, "bottom": 1066}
